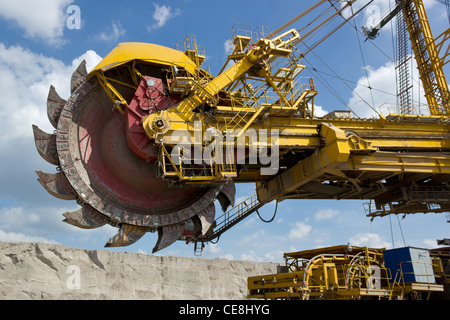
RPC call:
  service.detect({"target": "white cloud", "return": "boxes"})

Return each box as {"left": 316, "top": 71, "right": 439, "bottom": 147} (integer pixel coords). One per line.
{"left": 0, "top": 207, "right": 40, "bottom": 230}
{"left": 342, "top": 0, "right": 440, "bottom": 39}
{"left": 314, "top": 208, "right": 339, "bottom": 220}
{"left": 360, "top": 0, "right": 398, "bottom": 30}
{"left": 0, "top": 44, "right": 103, "bottom": 242}
{"left": 349, "top": 232, "right": 391, "bottom": 248}
{"left": 314, "top": 104, "right": 329, "bottom": 117}
{"left": 240, "top": 250, "right": 262, "bottom": 262}
{"left": 239, "top": 216, "right": 258, "bottom": 228}
{"left": 236, "top": 230, "right": 265, "bottom": 247}
{"left": 0, "top": 206, "right": 70, "bottom": 243}
{"left": 347, "top": 59, "right": 426, "bottom": 118}
{"left": 224, "top": 39, "right": 233, "bottom": 55}
{"left": 205, "top": 243, "right": 222, "bottom": 254}
{"left": 0, "top": 43, "right": 102, "bottom": 145}
{"left": 422, "top": 238, "right": 439, "bottom": 248}
{"left": 222, "top": 253, "right": 235, "bottom": 260}
{"left": 137, "top": 249, "right": 148, "bottom": 254}
{"left": 288, "top": 221, "right": 312, "bottom": 240}
{"left": 74, "top": 50, "right": 104, "bottom": 73}
{"left": 0, "top": 0, "right": 74, "bottom": 45}
{"left": 0, "top": 205, "right": 120, "bottom": 247}
{"left": 0, "top": 229, "right": 58, "bottom": 243}
{"left": 263, "top": 249, "right": 284, "bottom": 262}
{"left": 344, "top": 1, "right": 441, "bottom": 119}
{"left": 96, "top": 21, "right": 126, "bottom": 43}
{"left": 233, "top": 192, "right": 255, "bottom": 208}
{"left": 148, "top": 4, "right": 181, "bottom": 31}
{"left": 347, "top": 62, "right": 397, "bottom": 118}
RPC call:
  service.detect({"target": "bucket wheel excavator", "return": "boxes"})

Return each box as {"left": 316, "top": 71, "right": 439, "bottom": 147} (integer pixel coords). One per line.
{"left": 32, "top": 45, "right": 236, "bottom": 253}
{"left": 33, "top": 0, "right": 450, "bottom": 253}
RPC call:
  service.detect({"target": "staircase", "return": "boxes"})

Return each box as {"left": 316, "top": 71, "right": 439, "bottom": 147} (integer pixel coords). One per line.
{"left": 194, "top": 194, "right": 264, "bottom": 254}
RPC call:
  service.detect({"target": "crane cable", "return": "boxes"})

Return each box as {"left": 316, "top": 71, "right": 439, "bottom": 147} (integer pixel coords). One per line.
{"left": 303, "top": 45, "right": 379, "bottom": 117}
{"left": 351, "top": 4, "right": 376, "bottom": 109}
{"left": 397, "top": 215, "right": 407, "bottom": 247}
{"left": 301, "top": 2, "right": 411, "bottom": 118}
{"left": 302, "top": 55, "right": 359, "bottom": 116}
{"left": 446, "top": 0, "right": 450, "bottom": 25}
{"left": 388, "top": 0, "right": 400, "bottom": 106}
{"left": 306, "top": 66, "right": 398, "bottom": 98}
{"left": 267, "top": 0, "right": 328, "bottom": 38}
{"left": 388, "top": 214, "right": 408, "bottom": 248}
{"left": 389, "top": 215, "right": 395, "bottom": 248}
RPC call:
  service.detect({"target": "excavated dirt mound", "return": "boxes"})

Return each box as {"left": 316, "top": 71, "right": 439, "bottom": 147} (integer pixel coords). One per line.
{"left": 0, "top": 242, "right": 278, "bottom": 300}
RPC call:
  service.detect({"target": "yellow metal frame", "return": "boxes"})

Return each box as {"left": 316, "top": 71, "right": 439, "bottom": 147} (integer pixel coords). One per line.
{"left": 85, "top": 0, "right": 450, "bottom": 220}
{"left": 95, "top": 71, "right": 131, "bottom": 114}
{"left": 142, "top": 28, "right": 301, "bottom": 138}
{"left": 401, "top": 0, "right": 450, "bottom": 114}
{"left": 247, "top": 245, "right": 444, "bottom": 300}
{"left": 87, "top": 43, "right": 200, "bottom": 114}
{"left": 88, "top": 42, "right": 198, "bottom": 78}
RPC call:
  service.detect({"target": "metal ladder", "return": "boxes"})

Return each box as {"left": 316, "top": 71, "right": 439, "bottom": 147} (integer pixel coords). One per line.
{"left": 194, "top": 194, "right": 264, "bottom": 254}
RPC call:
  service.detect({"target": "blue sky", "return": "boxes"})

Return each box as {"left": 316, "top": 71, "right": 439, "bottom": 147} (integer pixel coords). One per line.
{"left": 0, "top": 0, "right": 449, "bottom": 263}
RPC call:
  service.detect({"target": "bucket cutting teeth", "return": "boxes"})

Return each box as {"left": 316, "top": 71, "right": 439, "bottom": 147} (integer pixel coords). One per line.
{"left": 105, "top": 224, "right": 147, "bottom": 247}
{"left": 32, "top": 125, "right": 58, "bottom": 165}
{"left": 153, "top": 223, "right": 185, "bottom": 253}
{"left": 36, "top": 171, "right": 77, "bottom": 200}
{"left": 35, "top": 59, "right": 237, "bottom": 252}
{"left": 196, "top": 202, "right": 216, "bottom": 236}
{"left": 71, "top": 60, "right": 87, "bottom": 93}
{"left": 217, "top": 181, "right": 236, "bottom": 212}
{"left": 46, "top": 85, "right": 66, "bottom": 129}
{"left": 62, "top": 204, "right": 109, "bottom": 229}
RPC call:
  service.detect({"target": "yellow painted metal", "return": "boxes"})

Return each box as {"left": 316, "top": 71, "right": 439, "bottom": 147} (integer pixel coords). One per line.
{"left": 401, "top": 0, "right": 450, "bottom": 115}
{"left": 87, "top": 42, "right": 200, "bottom": 112}
{"left": 88, "top": 42, "right": 198, "bottom": 78}
{"left": 83, "top": 0, "right": 450, "bottom": 220}
{"left": 247, "top": 245, "right": 444, "bottom": 300}
{"left": 142, "top": 29, "right": 301, "bottom": 139}
{"left": 96, "top": 72, "right": 129, "bottom": 114}
{"left": 255, "top": 123, "right": 373, "bottom": 204}
{"left": 141, "top": 36, "right": 450, "bottom": 215}
{"left": 430, "top": 249, "right": 450, "bottom": 289}
{"left": 435, "top": 28, "right": 450, "bottom": 68}
{"left": 176, "top": 34, "right": 206, "bottom": 67}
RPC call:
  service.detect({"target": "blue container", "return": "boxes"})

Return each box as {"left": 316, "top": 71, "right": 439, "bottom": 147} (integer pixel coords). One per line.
{"left": 383, "top": 247, "right": 435, "bottom": 284}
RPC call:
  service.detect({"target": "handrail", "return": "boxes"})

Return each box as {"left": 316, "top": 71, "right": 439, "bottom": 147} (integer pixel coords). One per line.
{"left": 204, "top": 194, "right": 264, "bottom": 241}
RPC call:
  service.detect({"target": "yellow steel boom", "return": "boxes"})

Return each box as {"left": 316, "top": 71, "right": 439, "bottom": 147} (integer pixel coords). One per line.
{"left": 115, "top": 0, "right": 450, "bottom": 225}
{"left": 33, "top": 0, "right": 450, "bottom": 252}
{"left": 88, "top": 0, "right": 450, "bottom": 223}
{"left": 400, "top": 0, "right": 450, "bottom": 115}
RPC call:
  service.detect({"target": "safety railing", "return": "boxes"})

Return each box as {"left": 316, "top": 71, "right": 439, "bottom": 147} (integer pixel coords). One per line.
{"left": 209, "top": 194, "right": 263, "bottom": 240}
